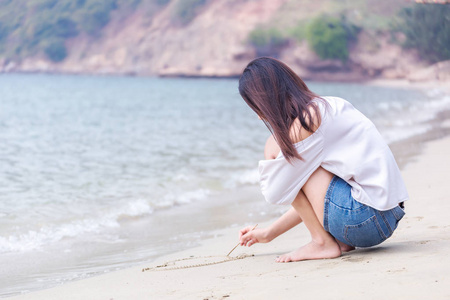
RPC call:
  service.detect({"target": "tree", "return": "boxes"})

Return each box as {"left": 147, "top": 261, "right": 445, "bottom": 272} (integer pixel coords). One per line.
{"left": 306, "top": 15, "right": 359, "bottom": 61}
{"left": 44, "top": 40, "right": 67, "bottom": 62}
{"left": 395, "top": 4, "right": 450, "bottom": 62}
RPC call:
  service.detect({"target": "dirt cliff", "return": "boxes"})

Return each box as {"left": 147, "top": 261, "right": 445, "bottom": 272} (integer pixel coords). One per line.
{"left": 1, "top": 0, "right": 446, "bottom": 82}
{"left": 3, "top": 0, "right": 285, "bottom": 77}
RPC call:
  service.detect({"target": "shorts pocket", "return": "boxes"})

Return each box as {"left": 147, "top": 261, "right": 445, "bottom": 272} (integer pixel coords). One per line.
{"left": 344, "top": 215, "right": 386, "bottom": 248}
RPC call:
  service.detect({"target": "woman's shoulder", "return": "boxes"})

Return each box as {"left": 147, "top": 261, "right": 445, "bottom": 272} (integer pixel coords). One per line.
{"left": 290, "top": 103, "right": 321, "bottom": 144}
{"left": 264, "top": 135, "right": 281, "bottom": 159}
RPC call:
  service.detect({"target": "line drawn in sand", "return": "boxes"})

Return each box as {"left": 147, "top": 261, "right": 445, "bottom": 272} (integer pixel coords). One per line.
{"left": 142, "top": 224, "right": 258, "bottom": 272}
{"left": 142, "top": 254, "right": 254, "bottom": 272}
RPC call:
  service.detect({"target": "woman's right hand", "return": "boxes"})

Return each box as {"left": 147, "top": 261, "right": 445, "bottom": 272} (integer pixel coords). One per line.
{"left": 239, "top": 226, "right": 272, "bottom": 247}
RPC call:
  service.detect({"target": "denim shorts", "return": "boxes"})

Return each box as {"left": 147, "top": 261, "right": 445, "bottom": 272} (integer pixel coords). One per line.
{"left": 323, "top": 176, "right": 405, "bottom": 248}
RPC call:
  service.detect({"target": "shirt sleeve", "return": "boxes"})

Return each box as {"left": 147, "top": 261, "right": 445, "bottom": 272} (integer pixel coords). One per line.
{"left": 258, "top": 132, "right": 324, "bottom": 205}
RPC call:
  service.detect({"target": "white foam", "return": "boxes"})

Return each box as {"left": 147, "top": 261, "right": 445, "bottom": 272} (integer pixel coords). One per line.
{"left": 376, "top": 101, "right": 404, "bottom": 112}
{"left": 223, "top": 168, "right": 260, "bottom": 189}
{"left": 176, "top": 189, "right": 210, "bottom": 204}
{"left": 159, "top": 188, "right": 211, "bottom": 207}
{"left": 172, "top": 173, "right": 190, "bottom": 182}
{"left": 424, "top": 95, "right": 450, "bottom": 109}
{"left": 378, "top": 94, "right": 450, "bottom": 144}
{"left": 0, "top": 199, "right": 154, "bottom": 253}
{"left": 425, "top": 88, "right": 446, "bottom": 98}
{"left": 117, "top": 199, "right": 154, "bottom": 219}
{"left": 382, "top": 124, "right": 432, "bottom": 144}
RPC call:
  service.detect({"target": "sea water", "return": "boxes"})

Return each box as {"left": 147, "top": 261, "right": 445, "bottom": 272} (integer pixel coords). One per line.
{"left": 0, "top": 74, "right": 449, "bottom": 297}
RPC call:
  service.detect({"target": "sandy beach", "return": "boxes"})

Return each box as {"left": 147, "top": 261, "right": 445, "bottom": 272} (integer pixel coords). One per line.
{"left": 11, "top": 129, "right": 450, "bottom": 299}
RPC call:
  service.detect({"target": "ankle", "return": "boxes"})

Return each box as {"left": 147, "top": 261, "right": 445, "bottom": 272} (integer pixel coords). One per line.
{"left": 312, "top": 234, "right": 338, "bottom": 247}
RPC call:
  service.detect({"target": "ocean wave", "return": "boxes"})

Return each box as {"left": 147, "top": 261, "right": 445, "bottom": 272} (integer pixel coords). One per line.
{"left": 379, "top": 94, "right": 450, "bottom": 144}
{"left": 0, "top": 199, "right": 154, "bottom": 253}
{"left": 158, "top": 188, "right": 211, "bottom": 207}
{"left": 223, "top": 169, "right": 260, "bottom": 189}
{"left": 382, "top": 124, "right": 433, "bottom": 144}
{"left": 423, "top": 95, "right": 450, "bottom": 110}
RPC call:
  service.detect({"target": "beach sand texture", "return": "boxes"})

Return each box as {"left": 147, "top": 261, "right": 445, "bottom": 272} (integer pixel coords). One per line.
{"left": 11, "top": 136, "right": 450, "bottom": 299}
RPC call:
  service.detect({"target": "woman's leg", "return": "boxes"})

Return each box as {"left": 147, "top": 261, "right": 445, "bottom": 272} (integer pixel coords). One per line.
{"left": 276, "top": 167, "right": 341, "bottom": 262}
{"left": 301, "top": 168, "right": 354, "bottom": 252}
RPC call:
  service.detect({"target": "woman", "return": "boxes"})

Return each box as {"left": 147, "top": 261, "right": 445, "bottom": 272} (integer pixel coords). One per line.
{"left": 237, "top": 57, "right": 408, "bottom": 262}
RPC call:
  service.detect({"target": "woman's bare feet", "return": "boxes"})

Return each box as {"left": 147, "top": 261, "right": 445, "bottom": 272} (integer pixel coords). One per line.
{"left": 337, "top": 240, "right": 355, "bottom": 252}
{"left": 276, "top": 239, "right": 341, "bottom": 263}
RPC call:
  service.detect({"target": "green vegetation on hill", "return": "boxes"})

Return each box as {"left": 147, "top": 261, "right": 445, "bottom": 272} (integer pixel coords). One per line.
{"left": 248, "top": 14, "right": 359, "bottom": 62}
{"left": 0, "top": 0, "right": 170, "bottom": 62}
{"left": 393, "top": 4, "right": 450, "bottom": 63}
{"left": 246, "top": 0, "right": 404, "bottom": 61}
{"left": 172, "top": 0, "right": 208, "bottom": 25}
{"left": 306, "top": 15, "right": 359, "bottom": 61}
{"left": 248, "top": 27, "right": 287, "bottom": 56}
{"left": 0, "top": 0, "right": 210, "bottom": 62}
{"left": 247, "top": 0, "right": 449, "bottom": 64}
{"left": 0, "top": 0, "right": 448, "bottom": 66}
{"left": 270, "top": 0, "right": 407, "bottom": 32}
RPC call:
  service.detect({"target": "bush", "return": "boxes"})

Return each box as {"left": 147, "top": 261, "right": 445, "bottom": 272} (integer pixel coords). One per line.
{"left": 249, "top": 27, "right": 285, "bottom": 48}
{"left": 81, "top": 9, "right": 111, "bottom": 35}
{"left": 34, "top": 0, "right": 58, "bottom": 10}
{"left": 172, "top": 0, "right": 206, "bottom": 25}
{"left": 394, "top": 4, "right": 450, "bottom": 63}
{"left": 248, "top": 27, "right": 287, "bottom": 56}
{"left": 76, "top": 0, "right": 86, "bottom": 7}
{"left": 0, "top": 22, "right": 10, "bottom": 42}
{"left": 44, "top": 39, "right": 67, "bottom": 62}
{"left": 289, "top": 22, "right": 307, "bottom": 43}
{"left": 55, "top": 17, "right": 79, "bottom": 38}
{"left": 0, "top": 0, "right": 160, "bottom": 61}
{"left": 80, "top": 0, "right": 118, "bottom": 35}
{"left": 306, "top": 15, "right": 359, "bottom": 61}
{"left": 156, "top": 0, "right": 171, "bottom": 5}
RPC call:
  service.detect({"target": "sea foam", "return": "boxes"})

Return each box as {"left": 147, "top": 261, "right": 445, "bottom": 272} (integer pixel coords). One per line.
{"left": 0, "top": 199, "right": 153, "bottom": 253}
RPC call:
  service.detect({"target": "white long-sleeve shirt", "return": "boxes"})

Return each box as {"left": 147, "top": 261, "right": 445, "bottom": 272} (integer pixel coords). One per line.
{"left": 258, "top": 96, "right": 409, "bottom": 211}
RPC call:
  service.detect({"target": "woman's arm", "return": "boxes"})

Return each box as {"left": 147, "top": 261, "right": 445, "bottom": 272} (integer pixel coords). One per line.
{"left": 239, "top": 208, "right": 302, "bottom": 247}
{"left": 239, "top": 136, "right": 301, "bottom": 247}
{"left": 264, "top": 135, "right": 281, "bottom": 159}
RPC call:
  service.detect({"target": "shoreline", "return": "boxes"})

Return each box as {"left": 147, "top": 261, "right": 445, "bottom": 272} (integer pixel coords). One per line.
{"left": 10, "top": 114, "right": 450, "bottom": 299}
{"left": 364, "top": 78, "right": 450, "bottom": 94}
{"left": 2, "top": 71, "right": 449, "bottom": 87}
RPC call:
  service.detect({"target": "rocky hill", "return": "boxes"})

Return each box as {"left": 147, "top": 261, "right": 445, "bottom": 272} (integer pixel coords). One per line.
{"left": 0, "top": 0, "right": 448, "bottom": 81}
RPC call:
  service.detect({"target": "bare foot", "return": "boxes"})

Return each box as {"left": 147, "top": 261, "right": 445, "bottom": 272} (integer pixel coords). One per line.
{"left": 337, "top": 240, "right": 355, "bottom": 252}
{"left": 276, "top": 239, "right": 341, "bottom": 263}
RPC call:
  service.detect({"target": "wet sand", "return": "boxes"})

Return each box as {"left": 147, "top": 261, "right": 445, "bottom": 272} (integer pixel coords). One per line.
{"left": 11, "top": 130, "right": 450, "bottom": 299}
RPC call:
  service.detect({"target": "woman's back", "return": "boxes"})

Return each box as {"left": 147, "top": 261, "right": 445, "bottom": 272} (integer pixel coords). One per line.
{"left": 259, "top": 96, "right": 409, "bottom": 210}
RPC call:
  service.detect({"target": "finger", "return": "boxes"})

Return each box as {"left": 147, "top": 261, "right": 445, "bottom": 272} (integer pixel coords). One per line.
{"left": 241, "top": 233, "right": 250, "bottom": 244}
{"left": 241, "top": 232, "right": 251, "bottom": 241}
{"left": 239, "top": 226, "right": 250, "bottom": 233}
{"left": 239, "top": 226, "right": 252, "bottom": 235}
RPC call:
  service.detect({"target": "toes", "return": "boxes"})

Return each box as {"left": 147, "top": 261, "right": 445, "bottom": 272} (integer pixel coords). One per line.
{"left": 276, "top": 255, "right": 291, "bottom": 263}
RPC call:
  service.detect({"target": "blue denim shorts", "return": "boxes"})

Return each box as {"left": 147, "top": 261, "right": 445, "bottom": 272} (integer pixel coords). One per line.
{"left": 323, "top": 176, "right": 405, "bottom": 248}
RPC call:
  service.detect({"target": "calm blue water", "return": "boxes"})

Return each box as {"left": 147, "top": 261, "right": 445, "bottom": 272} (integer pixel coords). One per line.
{"left": 0, "top": 74, "right": 449, "bottom": 297}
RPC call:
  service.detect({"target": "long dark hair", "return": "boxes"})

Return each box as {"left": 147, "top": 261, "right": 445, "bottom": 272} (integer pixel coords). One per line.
{"left": 238, "top": 57, "right": 322, "bottom": 162}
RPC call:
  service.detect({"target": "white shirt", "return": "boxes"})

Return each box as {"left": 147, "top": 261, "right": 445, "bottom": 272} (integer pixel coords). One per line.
{"left": 258, "top": 96, "right": 409, "bottom": 211}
